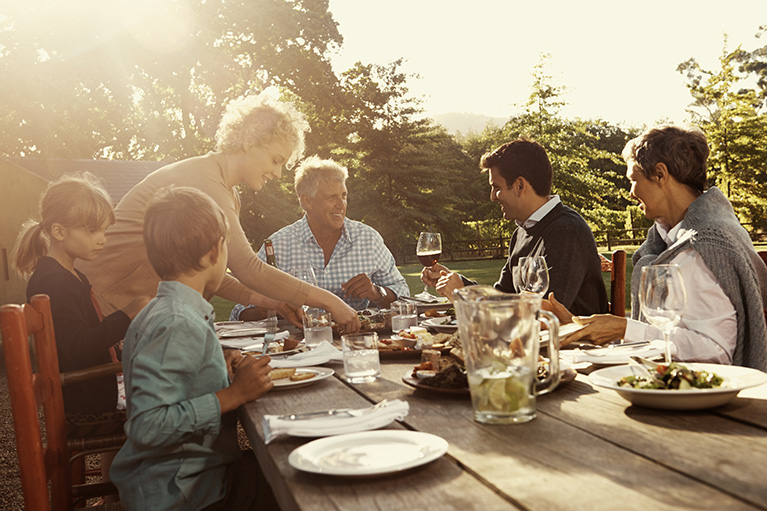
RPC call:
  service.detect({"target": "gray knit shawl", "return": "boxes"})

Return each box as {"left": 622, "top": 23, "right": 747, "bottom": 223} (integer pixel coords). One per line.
{"left": 631, "top": 187, "right": 767, "bottom": 370}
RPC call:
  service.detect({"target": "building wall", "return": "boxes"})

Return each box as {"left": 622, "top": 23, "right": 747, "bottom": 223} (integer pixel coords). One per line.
{"left": 0, "top": 162, "right": 47, "bottom": 305}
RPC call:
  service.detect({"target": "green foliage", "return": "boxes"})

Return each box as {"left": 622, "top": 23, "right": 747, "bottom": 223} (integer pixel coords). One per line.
{"left": 678, "top": 35, "right": 767, "bottom": 224}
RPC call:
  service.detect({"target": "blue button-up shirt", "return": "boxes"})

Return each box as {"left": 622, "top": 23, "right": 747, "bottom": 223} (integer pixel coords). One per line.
{"left": 233, "top": 217, "right": 409, "bottom": 317}
{"left": 111, "top": 281, "right": 238, "bottom": 511}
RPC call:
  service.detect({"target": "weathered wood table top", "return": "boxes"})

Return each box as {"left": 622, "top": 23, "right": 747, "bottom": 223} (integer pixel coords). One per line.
{"left": 240, "top": 354, "right": 767, "bottom": 511}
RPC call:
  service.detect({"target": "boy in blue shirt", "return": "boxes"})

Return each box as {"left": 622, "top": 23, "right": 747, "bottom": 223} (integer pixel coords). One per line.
{"left": 111, "top": 186, "right": 277, "bottom": 510}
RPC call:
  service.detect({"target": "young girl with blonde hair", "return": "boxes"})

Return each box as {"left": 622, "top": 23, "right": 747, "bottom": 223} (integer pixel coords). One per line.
{"left": 12, "top": 173, "right": 147, "bottom": 416}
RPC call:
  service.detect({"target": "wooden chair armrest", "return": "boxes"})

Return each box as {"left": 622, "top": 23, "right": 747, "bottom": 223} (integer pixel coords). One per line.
{"left": 61, "top": 361, "right": 122, "bottom": 387}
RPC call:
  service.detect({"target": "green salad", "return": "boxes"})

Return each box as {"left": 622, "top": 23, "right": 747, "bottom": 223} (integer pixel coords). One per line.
{"left": 618, "top": 362, "right": 724, "bottom": 390}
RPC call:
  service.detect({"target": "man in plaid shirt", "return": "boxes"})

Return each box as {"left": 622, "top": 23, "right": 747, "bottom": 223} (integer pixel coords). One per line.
{"left": 230, "top": 156, "right": 409, "bottom": 319}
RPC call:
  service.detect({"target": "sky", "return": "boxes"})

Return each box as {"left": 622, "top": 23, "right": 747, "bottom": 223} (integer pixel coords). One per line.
{"left": 328, "top": 0, "right": 767, "bottom": 128}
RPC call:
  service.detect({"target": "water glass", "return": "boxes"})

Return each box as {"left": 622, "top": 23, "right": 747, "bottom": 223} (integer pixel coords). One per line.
{"left": 390, "top": 301, "right": 418, "bottom": 332}
{"left": 342, "top": 332, "right": 381, "bottom": 383}
{"left": 302, "top": 308, "right": 333, "bottom": 348}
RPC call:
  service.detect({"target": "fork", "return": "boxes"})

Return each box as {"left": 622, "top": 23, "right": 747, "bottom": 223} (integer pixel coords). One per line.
{"left": 277, "top": 399, "right": 389, "bottom": 421}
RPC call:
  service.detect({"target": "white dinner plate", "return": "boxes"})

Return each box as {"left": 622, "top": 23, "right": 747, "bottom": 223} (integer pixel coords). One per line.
{"left": 421, "top": 317, "right": 458, "bottom": 333}
{"left": 271, "top": 367, "right": 334, "bottom": 390}
{"left": 589, "top": 363, "right": 767, "bottom": 410}
{"left": 288, "top": 430, "right": 448, "bottom": 476}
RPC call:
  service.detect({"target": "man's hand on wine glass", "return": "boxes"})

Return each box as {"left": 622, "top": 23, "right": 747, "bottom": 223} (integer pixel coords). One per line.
{"left": 420, "top": 263, "right": 448, "bottom": 287}
{"left": 435, "top": 271, "right": 464, "bottom": 301}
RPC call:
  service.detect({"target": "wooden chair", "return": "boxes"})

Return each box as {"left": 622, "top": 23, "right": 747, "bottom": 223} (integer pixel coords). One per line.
{"left": 1, "top": 294, "right": 124, "bottom": 510}
{"left": 600, "top": 249, "right": 627, "bottom": 317}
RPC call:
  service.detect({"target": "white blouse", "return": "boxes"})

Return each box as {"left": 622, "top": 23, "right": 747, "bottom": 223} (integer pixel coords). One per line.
{"left": 623, "top": 222, "right": 737, "bottom": 364}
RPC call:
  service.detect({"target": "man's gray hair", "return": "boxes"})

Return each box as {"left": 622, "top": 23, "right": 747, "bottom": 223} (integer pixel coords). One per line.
{"left": 294, "top": 156, "right": 348, "bottom": 211}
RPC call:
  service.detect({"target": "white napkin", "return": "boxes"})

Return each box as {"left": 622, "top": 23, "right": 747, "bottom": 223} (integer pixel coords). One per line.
{"left": 269, "top": 341, "right": 342, "bottom": 368}
{"left": 561, "top": 339, "right": 675, "bottom": 365}
{"left": 219, "top": 330, "right": 289, "bottom": 350}
{"left": 262, "top": 399, "right": 409, "bottom": 444}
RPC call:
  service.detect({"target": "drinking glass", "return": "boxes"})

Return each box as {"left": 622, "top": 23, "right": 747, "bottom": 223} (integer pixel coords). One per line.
{"left": 302, "top": 309, "right": 333, "bottom": 348}
{"left": 639, "top": 264, "right": 687, "bottom": 364}
{"left": 517, "top": 256, "right": 549, "bottom": 297}
{"left": 342, "top": 332, "right": 381, "bottom": 383}
{"left": 416, "top": 232, "right": 442, "bottom": 299}
{"left": 390, "top": 300, "right": 418, "bottom": 332}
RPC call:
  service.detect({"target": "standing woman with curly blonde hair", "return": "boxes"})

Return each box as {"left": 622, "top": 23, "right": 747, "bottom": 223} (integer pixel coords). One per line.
{"left": 79, "top": 91, "right": 360, "bottom": 332}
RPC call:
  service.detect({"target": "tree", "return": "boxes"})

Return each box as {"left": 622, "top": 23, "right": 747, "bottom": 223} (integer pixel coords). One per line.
{"left": 336, "top": 60, "right": 475, "bottom": 256}
{"left": 678, "top": 37, "right": 767, "bottom": 223}
{"left": 0, "top": 0, "right": 345, "bottom": 160}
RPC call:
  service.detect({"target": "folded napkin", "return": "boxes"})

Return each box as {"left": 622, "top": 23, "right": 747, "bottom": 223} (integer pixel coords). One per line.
{"left": 219, "top": 330, "right": 289, "bottom": 350}
{"left": 262, "top": 399, "right": 409, "bottom": 444}
{"left": 561, "top": 339, "right": 675, "bottom": 365}
{"left": 269, "top": 341, "right": 342, "bottom": 368}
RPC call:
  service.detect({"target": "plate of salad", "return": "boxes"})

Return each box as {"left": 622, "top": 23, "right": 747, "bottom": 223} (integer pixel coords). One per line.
{"left": 589, "top": 362, "right": 767, "bottom": 410}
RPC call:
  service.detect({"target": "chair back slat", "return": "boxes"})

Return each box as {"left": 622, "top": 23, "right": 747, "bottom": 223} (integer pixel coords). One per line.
{"left": 601, "top": 250, "right": 627, "bottom": 317}
{"left": 1, "top": 296, "right": 74, "bottom": 511}
{"left": 610, "top": 250, "right": 627, "bottom": 318}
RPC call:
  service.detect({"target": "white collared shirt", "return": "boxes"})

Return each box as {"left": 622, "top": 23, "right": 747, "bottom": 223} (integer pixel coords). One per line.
{"left": 516, "top": 195, "right": 561, "bottom": 229}
{"left": 624, "top": 221, "right": 737, "bottom": 364}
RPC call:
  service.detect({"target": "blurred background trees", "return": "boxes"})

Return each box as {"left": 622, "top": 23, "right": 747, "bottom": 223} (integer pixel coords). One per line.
{"left": 1, "top": 3, "right": 766, "bottom": 257}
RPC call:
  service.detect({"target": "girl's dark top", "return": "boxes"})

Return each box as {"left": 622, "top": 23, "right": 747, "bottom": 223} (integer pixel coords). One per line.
{"left": 26, "top": 256, "right": 130, "bottom": 414}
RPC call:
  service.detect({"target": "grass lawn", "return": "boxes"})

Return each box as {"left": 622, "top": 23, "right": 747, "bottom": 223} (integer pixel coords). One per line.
{"left": 212, "top": 249, "right": 636, "bottom": 319}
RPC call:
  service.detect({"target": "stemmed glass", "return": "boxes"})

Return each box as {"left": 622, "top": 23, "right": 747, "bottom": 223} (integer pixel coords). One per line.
{"left": 639, "top": 264, "right": 687, "bottom": 364}
{"left": 288, "top": 267, "right": 317, "bottom": 287}
{"left": 416, "top": 232, "right": 442, "bottom": 300}
{"left": 516, "top": 256, "right": 550, "bottom": 297}
{"left": 289, "top": 267, "right": 318, "bottom": 312}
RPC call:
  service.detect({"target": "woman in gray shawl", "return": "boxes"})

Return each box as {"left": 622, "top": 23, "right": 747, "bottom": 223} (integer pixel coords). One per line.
{"left": 552, "top": 126, "right": 767, "bottom": 371}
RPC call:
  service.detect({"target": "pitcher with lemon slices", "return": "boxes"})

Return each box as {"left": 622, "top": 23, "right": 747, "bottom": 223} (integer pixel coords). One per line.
{"left": 454, "top": 286, "right": 560, "bottom": 424}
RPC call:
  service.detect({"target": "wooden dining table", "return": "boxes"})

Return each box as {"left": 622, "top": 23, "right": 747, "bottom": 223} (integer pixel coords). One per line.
{"left": 239, "top": 341, "right": 767, "bottom": 511}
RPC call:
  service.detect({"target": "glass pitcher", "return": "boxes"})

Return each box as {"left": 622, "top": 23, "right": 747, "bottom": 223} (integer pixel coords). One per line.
{"left": 453, "top": 286, "right": 560, "bottom": 424}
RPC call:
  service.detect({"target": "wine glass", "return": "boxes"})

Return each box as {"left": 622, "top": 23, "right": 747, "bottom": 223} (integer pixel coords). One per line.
{"left": 517, "top": 256, "right": 550, "bottom": 297}
{"left": 416, "top": 232, "right": 442, "bottom": 300}
{"left": 288, "top": 267, "right": 317, "bottom": 287}
{"left": 639, "top": 264, "right": 687, "bottom": 364}
{"left": 289, "top": 267, "right": 318, "bottom": 312}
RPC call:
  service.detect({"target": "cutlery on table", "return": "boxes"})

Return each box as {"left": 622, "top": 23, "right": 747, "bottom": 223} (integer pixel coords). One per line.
{"left": 276, "top": 399, "right": 389, "bottom": 421}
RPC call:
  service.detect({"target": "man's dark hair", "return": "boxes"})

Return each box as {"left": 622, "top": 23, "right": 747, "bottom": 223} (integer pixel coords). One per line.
{"left": 480, "top": 138, "right": 553, "bottom": 196}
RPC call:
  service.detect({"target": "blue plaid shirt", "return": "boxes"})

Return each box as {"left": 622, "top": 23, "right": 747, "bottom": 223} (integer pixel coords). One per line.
{"left": 231, "top": 216, "right": 409, "bottom": 317}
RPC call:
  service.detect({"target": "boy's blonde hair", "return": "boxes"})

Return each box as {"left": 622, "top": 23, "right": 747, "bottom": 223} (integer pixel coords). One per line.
{"left": 12, "top": 172, "right": 115, "bottom": 278}
{"left": 143, "top": 187, "right": 228, "bottom": 280}
{"left": 214, "top": 90, "right": 310, "bottom": 170}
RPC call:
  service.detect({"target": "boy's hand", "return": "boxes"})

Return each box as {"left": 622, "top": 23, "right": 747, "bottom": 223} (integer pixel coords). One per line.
{"left": 217, "top": 355, "right": 273, "bottom": 412}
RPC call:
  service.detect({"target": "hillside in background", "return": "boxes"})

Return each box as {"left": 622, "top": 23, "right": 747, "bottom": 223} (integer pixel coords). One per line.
{"left": 431, "top": 112, "right": 508, "bottom": 135}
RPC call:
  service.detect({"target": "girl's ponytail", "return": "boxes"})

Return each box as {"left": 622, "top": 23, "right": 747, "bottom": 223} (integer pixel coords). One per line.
{"left": 11, "top": 220, "right": 48, "bottom": 279}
